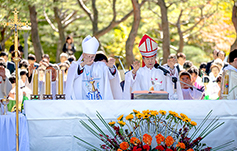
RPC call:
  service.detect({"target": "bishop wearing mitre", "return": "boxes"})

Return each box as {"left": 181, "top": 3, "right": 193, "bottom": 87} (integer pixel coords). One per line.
{"left": 65, "top": 35, "right": 121, "bottom": 100}
{"left": 123, "top": 34, "right": 183, "bottom": 99}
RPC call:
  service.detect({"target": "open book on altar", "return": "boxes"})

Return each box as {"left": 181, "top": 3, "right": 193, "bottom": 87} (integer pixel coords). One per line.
{"left": 131, "top": 90, "right": 169, "bottom": 100}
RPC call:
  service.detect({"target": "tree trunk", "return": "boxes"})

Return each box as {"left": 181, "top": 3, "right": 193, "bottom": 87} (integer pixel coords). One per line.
{"left": 125, "top": 0, "right": 141, "bottom": 68}
{"left": 231, "top": 5, "right": 237, "bottom": 52}
{"left": 158, "top": 0, "right": 170, "bottom": 64}
{"left": 177, "top": 28, "right": 184, "bottom": 53}
{"left": 54, "top": 0, "right": 65, "bottom": 62}
{"left": 29, "top": 5, "right": 44, "bottom": 62}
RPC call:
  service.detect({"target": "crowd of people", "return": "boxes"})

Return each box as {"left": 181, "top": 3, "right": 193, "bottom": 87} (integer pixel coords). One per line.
{"left": 0, "top": 34, "right": 236, "bottom": 111}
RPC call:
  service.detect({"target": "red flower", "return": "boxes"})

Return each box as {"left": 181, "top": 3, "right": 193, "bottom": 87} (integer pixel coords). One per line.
{"left": 143, "top": 134, "right": 152, "bottom": 146}
{"left": 155, "top": 145, "right": 165, "bottom": 151}
{"left": 132, "top": 146, "right": 142, "bottom": 151}
{"left": 166, "top": 149, "right": 173, "bottom": 151}
{"left": 120, "top": 142, "right": 129, "bottom": 150}
{"left": 143, "top": 144, "right": 150, "bottom": 151}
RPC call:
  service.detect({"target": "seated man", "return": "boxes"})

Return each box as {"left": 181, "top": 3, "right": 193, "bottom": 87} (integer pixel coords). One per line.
{"left": 179, "top": 71, "right": 203, "bottom": 100}
{"left": 65, "top": 35, "right": 121, "bottom": 100}
{"left": 123, "top": 35, "right": 183, "bottom": 99}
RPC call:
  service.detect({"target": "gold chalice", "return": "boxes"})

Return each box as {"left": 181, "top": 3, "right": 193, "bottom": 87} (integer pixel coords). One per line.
{"left": 1, "top": 96, "right": 9, "bottom": 115}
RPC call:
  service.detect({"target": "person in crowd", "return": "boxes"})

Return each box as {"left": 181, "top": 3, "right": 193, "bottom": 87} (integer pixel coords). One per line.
{"left": 28, "top": 54, "right": 39, "bottom": 69}
{"left": 0, "top": 65, "right": 12, "bottom": 99}
{"left": 0, "top": 52, "right": 13, "bottom": 76}
{"left": 187, "top": 66, "right": 204, "bottom": 91}
{"left": 123, "top": 35, "right": 183, "bottom": 100}
{"left": 183, "top": 60, "right": 193, "bottom": 71}
{"left": 217, "top": 51, "right": 228, "bottom": 69}
{"left": 9, "top": 37, "right": 24, "bottom": 57}
{"left": 162, "top": 54, "right": 183, "bottom": 99}
{"left": 209, "top": 64, "right": 221, "bottom": 82}
{"left": 198, "top": 62, "right": 207, "bottom": 78}
{"left": 213, "top": 58, "right": 223, "bottom": 74}
{"left": 0, "top": 57, "right": 11, "bottom": 78}
{"left": 0, "top": 45, "right": 2, "bottom": 51}
{"left": 206, "top": 49, "right": 219, "bottom": 75}
{"left": 59, "top": 62, "right": 69, "bottom": 81}
{"left": 177, "top": 52, "right": 186, "bottom": 71}
{"left": 179, "top": 71, "right": 203, "bottom": 100}
{"left": 58, "top": 53, "right": 68, "bottom": 65}
{"left": 68, "top": 55, "right": 76, "bottom": 64}
{"left": 65, "top": 35, "right": 120, "bottom": 100}
{"left": 62, "top": 36, "right": 76, "bottom": 55}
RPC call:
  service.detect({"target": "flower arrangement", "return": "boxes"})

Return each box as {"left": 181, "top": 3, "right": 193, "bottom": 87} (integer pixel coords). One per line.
{"left": 74, "top": 110, "right": 235, "bottom": 151}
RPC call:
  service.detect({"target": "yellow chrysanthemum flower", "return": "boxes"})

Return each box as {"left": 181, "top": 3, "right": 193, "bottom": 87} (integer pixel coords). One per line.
{"left": 143, "top": 113, "right": 151, "bottom": 119}
{"left": 191, "top": 121, "right": 197, "bottom": 126}
{"left": 183, "top": 118, "right": 191, "bottom": 123}
{"left": 126, "top": 114, "right": 134, "bottom": 121}
{"left": 133, "top": 109, "right": 139, "bottom": 114}
{"left": 173, "top": 112, "right": 179, "bottom": 117}
{"left": 117, "top": 114, "right": 123, "bottom": 121}
{"left": 159, "top": 110, "right": 167, "bottom": 115}
{"left": 169, "top": 111, "right": 174, "bottom": 115}
{"left": 117, "top": 120, "right": 126, "bottom": 126}
{"left": 150, "top": 111, "right": 159, "bottom": 116}
{"left": 142, "top": 110, "right": 150, "bottom": 114}
{"left": 136, "top": 113, "right": 143, "bottom": 119}
{"left": 177, "top": 116, "right": 182, "bottom": 120}
{"left": 180, "top": 113, "right": 188, "bottom": 119}
{"left": 108, "top": 121, "right": 116, "bottom": 126}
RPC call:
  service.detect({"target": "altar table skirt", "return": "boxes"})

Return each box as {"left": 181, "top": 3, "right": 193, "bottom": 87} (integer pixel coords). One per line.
{"left": 0, "top": 112, "right": 30, "bottom": 151}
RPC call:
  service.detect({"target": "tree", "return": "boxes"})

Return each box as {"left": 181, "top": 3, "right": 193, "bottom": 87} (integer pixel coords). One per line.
{"left": 231, "top": 2, "right": 237, "bottom": 51}
{"left": 44, "top": 0, "right": 82, "bottom": 62}
{"left": 77, "top": 0, "right": 134, "bottom": 39}
{"left": 29, "top": 5, "right": 44, "bottom": 62}
{"left": 125, "top": 0, "right": 147, "bottom": 67}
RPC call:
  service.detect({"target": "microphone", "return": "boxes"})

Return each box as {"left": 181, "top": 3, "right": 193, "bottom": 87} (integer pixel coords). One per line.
{"left": 114, "top": 56, "right": 123, "bottom": 58}
{"left": 154, "top": 63, "right": 170, "bottom": 76}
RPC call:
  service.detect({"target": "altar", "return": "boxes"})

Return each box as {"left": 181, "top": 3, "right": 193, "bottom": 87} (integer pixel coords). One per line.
{"left": 24, "top": 100, "right": 237, "bottom": 151}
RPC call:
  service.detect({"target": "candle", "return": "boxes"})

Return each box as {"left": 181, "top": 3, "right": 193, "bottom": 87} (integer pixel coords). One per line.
{"left": 33, "top": 70, "right": 38, "bottom": 95}
{"left": 58, "top": 70, "right": 63, "bottom": 95}
{"left": 45, "top": 70, "right": 51, "bottom": 95}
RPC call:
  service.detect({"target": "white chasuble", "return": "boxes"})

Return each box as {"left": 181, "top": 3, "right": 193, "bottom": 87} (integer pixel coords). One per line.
{"left": 123, "top": 66, "right": 168, "bottom": 99}
{"left": 65, "top": 61, "right": 118, "bottom": 100}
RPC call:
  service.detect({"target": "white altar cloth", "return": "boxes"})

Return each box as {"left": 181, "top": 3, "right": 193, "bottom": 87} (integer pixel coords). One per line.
{"left": 24, "top": 100, "right": 237, "bottom": 151}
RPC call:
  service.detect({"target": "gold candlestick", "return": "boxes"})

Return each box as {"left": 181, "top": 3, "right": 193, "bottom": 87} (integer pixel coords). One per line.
{"left": 58, "top": 70, "right": 63, "bottom": 95}
{"left": 33, "top": 70, "right": 38, "bottom": 95}
{"left": 45, "top": 70, "right": 51, "bottom": 95}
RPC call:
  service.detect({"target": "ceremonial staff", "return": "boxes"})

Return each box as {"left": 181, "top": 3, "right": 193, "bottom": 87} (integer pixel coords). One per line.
{"left": 2, "top": 8, "right": 31, "bottom": 151}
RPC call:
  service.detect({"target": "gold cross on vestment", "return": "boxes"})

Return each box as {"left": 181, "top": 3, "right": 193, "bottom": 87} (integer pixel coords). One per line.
{"left": 1, "top": 8, "right": 31, "bottom": 58}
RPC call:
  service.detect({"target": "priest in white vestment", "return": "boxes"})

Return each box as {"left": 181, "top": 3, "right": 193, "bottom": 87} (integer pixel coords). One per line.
{"left": 0, "top": 66, "right": 12, "bottom": 99}
{"left": 123, "top": 34, "right": 183, "bottom": 100}
{"left": 179, "top": 71, "right": 203, "bottom": 100}
{"left": 223, "top": 49, "right": 237, "bottom": 100}
{"left": 65, "top": 35, "right": 121, "bottom": 100}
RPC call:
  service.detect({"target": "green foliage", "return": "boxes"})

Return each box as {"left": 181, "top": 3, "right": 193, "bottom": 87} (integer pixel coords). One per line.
{"left": 183, "top": 45, "right": 210, "bottom": 67}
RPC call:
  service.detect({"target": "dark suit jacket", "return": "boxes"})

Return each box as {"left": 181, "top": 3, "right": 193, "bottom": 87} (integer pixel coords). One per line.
{"left": 206, "top": 60, "right": 214, "bottom": 76}
{"left": 7, "top": 61, "right": 15, "bottom": 74}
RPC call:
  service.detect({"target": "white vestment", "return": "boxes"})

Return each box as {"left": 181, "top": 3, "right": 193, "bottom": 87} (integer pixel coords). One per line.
{"left": 224, "top": 65, "right": 237, "bottom": 100}
{"left": 0, "top": 76, "right": 12, "bottom": 99}
{"left": 65, "top": 61, "right": 121, "bottom": 100}
{"left": 123, "top": 66, "right": 183, "bottom": 99}
{"left": 182, "top": 88, "right": 203, "bottom": 100}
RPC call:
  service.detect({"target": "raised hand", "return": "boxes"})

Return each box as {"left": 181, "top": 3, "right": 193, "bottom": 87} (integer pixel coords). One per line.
{"left": 81, "top": 54, "right": 95, "bottom": 67}
{"left": 28, "top": 63, "right": 35, "bottom": 77}
{"left": 131, "top": 60, "right": 140, "bottom": 74}
{"left": 106, "top": 57, "right": 115, "bottom": 68}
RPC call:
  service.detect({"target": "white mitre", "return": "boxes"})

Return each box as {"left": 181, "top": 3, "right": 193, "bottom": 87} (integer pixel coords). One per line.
{"left": 78, "top": 35, "right": 100, "bottom": 62}
{"left": 82, "top": 35, "right": 99, "bottom": 54}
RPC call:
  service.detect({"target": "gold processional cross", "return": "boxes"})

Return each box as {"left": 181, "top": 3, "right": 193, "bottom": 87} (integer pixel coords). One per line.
{"left": 1, "top": 8, "right": 31, "bottom": 151}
